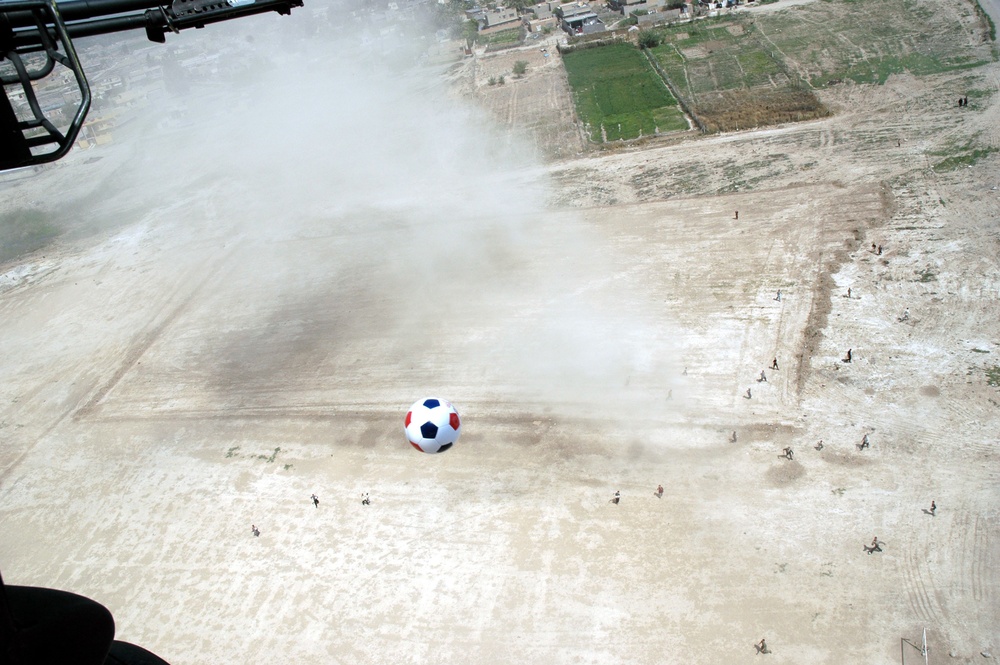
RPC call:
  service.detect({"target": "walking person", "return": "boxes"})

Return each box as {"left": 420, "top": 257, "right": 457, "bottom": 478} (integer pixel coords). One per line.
{"left": 774, "top": 289, "right": 781, "bottom": 301}
{"left": 845, "top": 348, "right": 852, "bottom": 363}
{"left": 311, "top": 494, "right": 319, "bottom": 508}
{"left": 252, "top": 524, "right": 260, "bottom": 537}
{"left": 929, "top": 500, "right": 936, "bottom": 516}
{"left": 756, "top": 638, "right": 768, "bottom": 654}
{"left": 655, "top": 485, "right": 664, "bottom": 498}
{"left": 860, "top": 433, "right": 869, "bottom": 450}
{"left": 361, "top": 492, "right": 370, "bottom": 505}
{"left": 758, "top": 370, "right": 767, "bottom": 383}
{"left": 771, "top": 357, "right": 778, "bottom": 370}
{"left": 610, "top": 491, "right": 620, "bottom": 505}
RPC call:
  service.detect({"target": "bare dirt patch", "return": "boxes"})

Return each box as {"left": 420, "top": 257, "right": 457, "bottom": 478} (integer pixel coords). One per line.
{"left": 695, "top": 85, "right": 829, "bottom": 132}
{"left": 471, "top": 38, "right": 587, "bottom": 158}
{"left": 765, "top": 460, "right": 805, "bottom": 486}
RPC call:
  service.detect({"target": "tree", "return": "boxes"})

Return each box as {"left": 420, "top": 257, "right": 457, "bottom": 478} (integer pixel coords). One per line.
{"left": 506, "top": 0, "right": 535, "bottom": 10}
{"left": 637, "top": 30, "right": 662, "bottom": 48}
{"left": 463, "top": 19, "right": 479, "bottom": 46}
{"left": 513, "top": 60, "right": 528, "bottom": 77}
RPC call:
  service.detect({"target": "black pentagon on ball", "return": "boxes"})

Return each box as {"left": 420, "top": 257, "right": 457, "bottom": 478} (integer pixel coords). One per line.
{"left": 436, "top": 442, "right": 453, "bottom": 453}
{"left": 420, "top": 422, "right": 439, "bottom": 439}
{"left": 423, "top": 398, "right": 441, "bottom": 409}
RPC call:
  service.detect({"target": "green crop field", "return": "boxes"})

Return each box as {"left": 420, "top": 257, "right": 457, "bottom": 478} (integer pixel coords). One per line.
{"left": 560, "top": 0, "right": 994, "bottom": 140}
{"left": 562, "top": 43, "right": 689, "bottom": 142}
{"left": 757, "top": 0, "right": 995, "bottom": 87}
{"left": 481, "top": 28, "right": 522, "bottom": 45}
{"left": 651, "top": 21, "right": 788, "bottom": 95}
{"left": 645, "top": 17, "right": 828, "bottom": 132}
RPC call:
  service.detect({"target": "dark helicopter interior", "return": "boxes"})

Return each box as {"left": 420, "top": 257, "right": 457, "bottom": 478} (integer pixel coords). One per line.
{"left": 0, "top": 0, "right": 302, "bottom": 172}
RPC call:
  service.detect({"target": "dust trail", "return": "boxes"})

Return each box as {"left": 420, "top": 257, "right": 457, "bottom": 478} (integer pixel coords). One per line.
{"left": 112, "top": 5, "right": 679, "bottom": 425}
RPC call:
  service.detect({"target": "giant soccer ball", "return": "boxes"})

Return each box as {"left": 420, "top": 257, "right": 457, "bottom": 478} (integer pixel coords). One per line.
{"left": 405, "top": 398, "right": 461, "bottom": 453}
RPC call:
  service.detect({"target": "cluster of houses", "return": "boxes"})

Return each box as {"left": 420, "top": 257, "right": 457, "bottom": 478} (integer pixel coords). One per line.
{"left": 468, "top": 0, "right": 756, "bottom": 37}
{"left": 468, "top": 1, "right": 612, "bottom": 36}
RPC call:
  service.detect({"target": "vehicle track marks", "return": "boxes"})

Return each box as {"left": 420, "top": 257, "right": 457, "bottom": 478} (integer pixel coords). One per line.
{"left": 74, "top": 243, "right": 240, "bottom": 419}
{"left": 971, "top": 514, "right": 989, "bottom": 603}
{"left": 902, "top": 543, "right": 939, "bottom": 623}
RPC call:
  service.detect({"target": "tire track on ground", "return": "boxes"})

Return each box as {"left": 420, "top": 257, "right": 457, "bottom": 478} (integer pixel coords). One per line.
{"left": 734, "top": 238, "right": 778, "bottom": 406}
{"left": 950, "top": 508, "right": 973, "bottom": 604}
{"left": 972, "top": 514, "right": 988, "bottom": 602}
{"left": 74, "top": 243, "right": 240, "bottom": 419}
{"left": 902, "top": 542, "right": 938, "bottom": 623}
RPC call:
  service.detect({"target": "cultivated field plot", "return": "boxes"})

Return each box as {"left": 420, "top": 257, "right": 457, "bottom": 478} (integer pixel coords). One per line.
{"left": 757, "top": 0, "right": 994, "bottom": 87}
{"left": 647, "top": 17, "right": 828, "bottom": 132}
{"left": 480, "top": 27, "right": 523, "bottom": 49}
{"left": 562, "top": 42, "right": 689, "bottom": 141}
{"left": 560, "top": 0, "right": 994, "bottom": 139}
{"left": 473, "top": 44, "right": 588, "bottom": 158}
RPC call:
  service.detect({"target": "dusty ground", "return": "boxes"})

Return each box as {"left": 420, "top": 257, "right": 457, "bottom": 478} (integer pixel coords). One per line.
{"left": 1, "top": 2, "right": 999, "bottom": 664}
{"left": 469, "top": 38, "right": 589, "bottom": 159}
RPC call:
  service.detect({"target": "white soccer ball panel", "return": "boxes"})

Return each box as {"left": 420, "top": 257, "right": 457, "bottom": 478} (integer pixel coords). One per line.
{"left": 404, "top": 397, "right": 461, "bottom": 454}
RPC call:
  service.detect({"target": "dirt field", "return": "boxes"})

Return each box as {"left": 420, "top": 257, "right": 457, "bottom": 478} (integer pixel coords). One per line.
{"left": 1, "top": 1, "right": 999, "bottom": 663}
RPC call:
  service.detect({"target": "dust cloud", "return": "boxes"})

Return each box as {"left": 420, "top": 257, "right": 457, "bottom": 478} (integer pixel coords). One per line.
{"left": 114, "top": 5, "right": 677, "bottom": 422}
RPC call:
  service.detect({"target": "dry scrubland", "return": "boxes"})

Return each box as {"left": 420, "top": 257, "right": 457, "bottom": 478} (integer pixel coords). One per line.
{"left": 2, "top": 0, "right": 1000, "bottom": 663}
